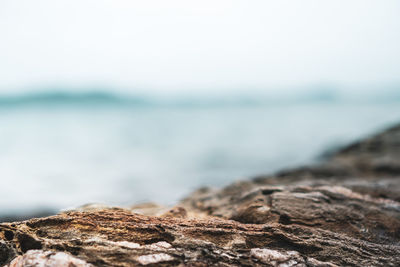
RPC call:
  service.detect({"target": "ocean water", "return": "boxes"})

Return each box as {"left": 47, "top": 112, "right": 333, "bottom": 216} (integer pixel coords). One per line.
{"left": 1, "top": 92, "right": 400, "bottom": 214}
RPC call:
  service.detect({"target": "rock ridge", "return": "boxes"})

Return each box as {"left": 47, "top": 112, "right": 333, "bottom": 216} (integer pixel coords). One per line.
{"left": 1, "top": 124, "right": 400, "bottom": 266}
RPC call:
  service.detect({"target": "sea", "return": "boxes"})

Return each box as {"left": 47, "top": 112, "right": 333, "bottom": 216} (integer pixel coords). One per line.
{"left": 1, "top": 90, "right": 400, "bottom": 216}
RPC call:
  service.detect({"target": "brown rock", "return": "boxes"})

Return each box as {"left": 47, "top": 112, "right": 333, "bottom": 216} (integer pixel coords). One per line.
{"left": 1, "top": 124, "right": 400, "bottom": 266}
{"left": 1, "top": 208, "right": 399, "bottom": 266}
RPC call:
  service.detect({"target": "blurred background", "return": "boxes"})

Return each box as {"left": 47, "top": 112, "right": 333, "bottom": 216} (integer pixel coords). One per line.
{"left": 0, "top": 1, "right": 400, "bottom": 218}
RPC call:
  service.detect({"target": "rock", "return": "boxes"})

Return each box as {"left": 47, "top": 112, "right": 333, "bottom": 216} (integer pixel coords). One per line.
{"left": 136, "top": 253, "right": 175, "bottom": 265}
{"left": 0, "top": 240, "right": 17, "bottom": 266}
{"left": 250, "top": 248, "right": 313, "bottom": 267}
{"left": 129, "top": 202, "right": 169, "bottom": 216}
{"left": 1, "top": 208, "right": 399, "bottom": 266}
{"left": 161, "top": 206, "right": 188, "bottom": 219}
{"left": 1, "top": 124, "right": 400, "bottom": 266}
{"left": 5, "top": 250, "right": 94, "bottom": 267}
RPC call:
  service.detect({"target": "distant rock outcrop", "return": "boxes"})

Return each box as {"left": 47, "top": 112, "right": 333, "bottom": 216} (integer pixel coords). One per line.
{"left": 1, "top": 125, "right": 400, "bottom": 266}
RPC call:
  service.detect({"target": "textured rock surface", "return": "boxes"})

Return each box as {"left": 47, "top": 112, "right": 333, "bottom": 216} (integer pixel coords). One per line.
{"left": 1, "top": 124, "right": 400, "bottom": 266}
{"left": 6, "top": 250, "right": 93, "bottom": 267}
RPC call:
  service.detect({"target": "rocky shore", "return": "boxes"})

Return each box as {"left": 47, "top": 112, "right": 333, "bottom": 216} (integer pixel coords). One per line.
{"left": 1, "top": 124, "right": 400, "bottom": 266}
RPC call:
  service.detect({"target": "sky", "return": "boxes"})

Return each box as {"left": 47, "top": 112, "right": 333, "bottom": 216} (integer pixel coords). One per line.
{"left": 0, "top": 0, "right": 399, "bottom": 95}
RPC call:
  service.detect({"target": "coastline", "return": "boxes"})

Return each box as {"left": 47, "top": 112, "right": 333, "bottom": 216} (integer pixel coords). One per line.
{"left": 1, "top": 124, "right": 400, "bottom": 266}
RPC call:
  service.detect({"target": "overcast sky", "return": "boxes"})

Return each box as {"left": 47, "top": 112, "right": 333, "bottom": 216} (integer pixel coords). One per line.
{"left": 0, "top": 0, "right": 399, "bottom": 94}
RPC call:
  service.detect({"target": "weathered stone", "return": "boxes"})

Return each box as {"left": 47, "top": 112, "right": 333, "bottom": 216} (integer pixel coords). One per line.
{"left": 5, "top": 250, "right": 93, "bottom": 267}
{"left": 1, "top": 124, "right": 400, "bottom": 266}
{"left": 0, "top": 240, "right": 17, "bottom": 266}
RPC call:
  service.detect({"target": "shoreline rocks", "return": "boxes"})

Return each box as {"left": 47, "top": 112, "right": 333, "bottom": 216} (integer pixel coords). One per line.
{"left": 1, "top": 124, "right": 400, "bottom": 266}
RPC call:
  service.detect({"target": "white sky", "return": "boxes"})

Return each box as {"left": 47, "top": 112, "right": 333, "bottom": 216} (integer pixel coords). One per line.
{"left": 0, "top": 0, "right": 399, "bottom": 94}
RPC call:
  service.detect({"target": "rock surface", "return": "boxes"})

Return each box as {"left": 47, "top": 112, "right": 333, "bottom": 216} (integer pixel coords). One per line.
{"left": 1, "top": 124, "right": 400, "bottom": 266}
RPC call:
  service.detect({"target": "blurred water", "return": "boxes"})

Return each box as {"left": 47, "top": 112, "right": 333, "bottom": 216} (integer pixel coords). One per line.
{"left": 1, "top": 93, "right": 400, "bottom": 214}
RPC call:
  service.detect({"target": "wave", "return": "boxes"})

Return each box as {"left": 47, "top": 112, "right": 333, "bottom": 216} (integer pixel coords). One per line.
{"left": 0, "top": 91, "right": 149, "bottom": 107}
{"left": 0, "top": 91, "right": 275, "bottom": 108}
{"left": 0, "top": 88, "right": 399, "bottom": 108}
{"left": 0, "top": 91, "right": 314, "bottom": 108}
